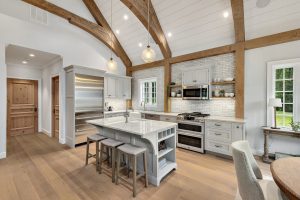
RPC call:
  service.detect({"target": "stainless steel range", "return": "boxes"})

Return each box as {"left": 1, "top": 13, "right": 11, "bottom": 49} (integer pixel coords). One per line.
{"left": 176, "top": 112, "right": 210, "bottom": 153}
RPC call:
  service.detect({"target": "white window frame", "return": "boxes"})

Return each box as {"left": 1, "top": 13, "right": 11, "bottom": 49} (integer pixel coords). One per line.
{"left": 267, "top": 58, "right": 300, "bottom": 128}
{"left": 139, "top": 77, "right": 157, "bottom": 107}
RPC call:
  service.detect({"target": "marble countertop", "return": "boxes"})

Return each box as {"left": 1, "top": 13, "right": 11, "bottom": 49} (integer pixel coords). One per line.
{"left": 105, "top": 110, "right": 246, "bottom": 123}
{"left": 205, "top": 116, "right": 246, "bottom": 123}
{"left": 87, "top": 117, "right": 177, "bottom": 136}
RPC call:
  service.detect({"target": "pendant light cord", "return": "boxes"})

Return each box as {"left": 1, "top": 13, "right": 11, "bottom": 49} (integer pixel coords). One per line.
{"left": 110, "top": 0, "right": 113, "bottom": 58}
{"left": 147, "top": 0, "right": 150, "bottom": 47}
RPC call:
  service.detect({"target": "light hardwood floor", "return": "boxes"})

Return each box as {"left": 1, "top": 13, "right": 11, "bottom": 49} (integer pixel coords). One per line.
{"left": 0, "top": 134, "right": 271, "bottom": 200}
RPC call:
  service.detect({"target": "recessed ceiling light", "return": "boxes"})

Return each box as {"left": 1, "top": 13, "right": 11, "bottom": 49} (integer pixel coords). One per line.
{"left": 22, "top": 61, "right": 28, "bottom": 64}
{"left": 29, "top": 53, "right": 35, "bottom": 57}
{"left": 115, "top": 29, "right": 120, "bottom": 35}
{"left": 223, "top": 11, "right": 229, "bottom": 18}
{"left": 167, "top": 32, "right": 172, "bottom": 37}
{"left": 123, "top": 14, "right": 129, "bottom": 20}
{"left": 138, "top": 42, "right": 143, "bottom": 47}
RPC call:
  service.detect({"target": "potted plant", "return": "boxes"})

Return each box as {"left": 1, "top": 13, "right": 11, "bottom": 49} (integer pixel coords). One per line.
{"left": 290, "top": 120, "right": 300, "bottom": 132}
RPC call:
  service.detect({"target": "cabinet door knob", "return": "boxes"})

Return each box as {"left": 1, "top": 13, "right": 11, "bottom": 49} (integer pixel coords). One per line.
{"left": 215, "top": 123, "right": 221, "bottom": 126}
{"left": 215, "top": 145, "right": 222, "bottom": 148}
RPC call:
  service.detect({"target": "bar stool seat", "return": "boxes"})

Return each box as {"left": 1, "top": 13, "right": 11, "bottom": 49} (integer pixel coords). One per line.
{"left": 116, "top": 144, "right": 148, "bottom": 197}
{"left": 101, "top": 138, "right": 123, "bottom": 147}
{"left": 88, "top": 134, "right": 106, "bottom": 141}
{"left": 85, "top": 133, "right": 107, "bottom": 169}
{"left": 118, "top": 144, "right": 146, "bottom": 155}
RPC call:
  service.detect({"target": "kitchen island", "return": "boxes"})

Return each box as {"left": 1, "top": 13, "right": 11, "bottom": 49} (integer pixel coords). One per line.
{"left": 87, "top": 117, "right": 177, "bottom": 186}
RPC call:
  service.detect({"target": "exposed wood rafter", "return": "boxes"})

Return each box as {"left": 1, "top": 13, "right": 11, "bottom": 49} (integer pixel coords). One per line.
{"left": 169, "top": 45, "right": 236, "bottom": 64}
{"left": 121, "top": 0, "right": 172, "bottom": 59}
{"left": 82, "top": 0, "right": 132, "bottom": 72}
{"left": 231, "top": 0, "right": 245, "bottom": 43}
{"left": 245, "top": 28, "right": 300, "bottom": 50}
{"left": 22, "top": 0, "right": 132, "bottom": 67}
{"left": 231, "top": 0, "right": 245, "bottom": 118}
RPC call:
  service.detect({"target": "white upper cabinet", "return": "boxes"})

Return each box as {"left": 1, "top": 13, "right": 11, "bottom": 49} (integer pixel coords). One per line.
{"left": 105, "top": 74, "right": 132, "bottom": 100}
{"left": 117, "top": 77, "right": 131, "bottom": 100}
{"left": 105, "top": 77, "right": 117, "bottom": 98}
{"left": 182, "top": 68, "right": 210, "bottom": 86}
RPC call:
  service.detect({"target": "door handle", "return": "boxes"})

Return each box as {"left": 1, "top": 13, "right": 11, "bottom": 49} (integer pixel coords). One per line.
{"left": 34, "top": 108, "right": 38, "bottom": 112}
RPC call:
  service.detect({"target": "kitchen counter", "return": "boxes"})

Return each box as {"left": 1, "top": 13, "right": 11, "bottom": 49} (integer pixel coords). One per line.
{"left": 87, "top": 117, "right": 177, "bottom": 186}
{"left": 205, "top": 116, "right": 246, "bottom": 123}
{"left": 88, "top": 117, "right": 177, "bottom": 136}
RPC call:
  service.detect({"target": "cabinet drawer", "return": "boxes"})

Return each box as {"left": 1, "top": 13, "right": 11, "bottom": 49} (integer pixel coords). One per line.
{"left": 206, "top": 129, "right": 231, "bottom": 143}
{"left": 206, "top": 120, "right": 231, "bottom": 130}
{"left": 160, "top": 115, "right": 177, "bottom": 122}
{"left": 206, "top": 140, "right": 231, "bottom": 155}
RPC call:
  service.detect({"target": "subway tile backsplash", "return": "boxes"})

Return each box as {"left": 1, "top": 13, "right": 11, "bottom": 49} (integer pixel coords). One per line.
{"left": 131, "top": 53, "right": 236, "bottom": 117}
{"left": 171, "top": 98, "right": 235, "bottom": 117}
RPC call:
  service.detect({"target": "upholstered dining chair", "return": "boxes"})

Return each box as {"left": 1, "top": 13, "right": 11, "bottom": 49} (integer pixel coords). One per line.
{"left": 231, "top": 141, "right": 285, "bottom": 200}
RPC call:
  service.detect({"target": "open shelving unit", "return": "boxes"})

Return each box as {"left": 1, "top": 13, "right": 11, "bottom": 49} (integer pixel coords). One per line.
{"left": 211, "top": 81, "right": 235, "bottom": 85}
{"left": 156, "top": 127, "right": 176, "bottom": 183}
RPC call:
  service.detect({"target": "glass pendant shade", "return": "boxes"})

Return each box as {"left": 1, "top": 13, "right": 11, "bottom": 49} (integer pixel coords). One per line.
{"left": 107, "top": 57, "right": 117, "bottom": 70}
{"left": 142, "top": 45, "right": 156, "bottom": 63}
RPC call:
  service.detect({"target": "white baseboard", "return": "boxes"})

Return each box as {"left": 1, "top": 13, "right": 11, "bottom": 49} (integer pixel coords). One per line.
{"left": 59, "top": 137, "right": 66, "bottom": 144}
{"left": 0, "top": 152, "right": 6, "bottom": 159}
{"left": 41, "top": 129, "right": 52, "bottom": 137}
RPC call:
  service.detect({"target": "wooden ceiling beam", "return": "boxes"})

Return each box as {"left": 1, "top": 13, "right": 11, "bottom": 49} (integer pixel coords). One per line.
{"left": 169, "top": 45, "right": 236, "bottom": 64}
{"left": 121, "top": 0, "right": 172, "bottom": 59}
{"left": 22, "top": 0, "right": 132, "bottom": 67}
{"left": 231, "top": 0, "right": 245, "bottom": 43}
{"left": 245, "top": 28, "right": 300, "bottom": 50}
{"left": 129, "top": 59, "right": 165, "bottom": 72}
{"left": 82, "top": 0, "right": 132, "bottom": 68}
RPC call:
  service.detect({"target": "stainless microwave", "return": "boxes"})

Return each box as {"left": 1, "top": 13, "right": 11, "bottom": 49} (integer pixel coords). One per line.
{"left": 182, "top": 85, "right": 209, "bottom": 100}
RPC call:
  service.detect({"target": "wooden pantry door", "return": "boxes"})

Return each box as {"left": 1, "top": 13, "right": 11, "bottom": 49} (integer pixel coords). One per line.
{"left": 7, "top": 78, "right": 38, "bottom": 136}
{"left": 52, "top": 76, "right": 59, "bottom": 139}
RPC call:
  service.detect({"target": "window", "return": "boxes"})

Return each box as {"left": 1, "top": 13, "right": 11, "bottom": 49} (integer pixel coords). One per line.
{"left": 140, "top": 78, "right": 157, "bottom": 107}
{"left": 274, "top": 67, "right": 294, "bottom": 127}
{"left": 267, "top": 59, "right": 300, "bottom": 129}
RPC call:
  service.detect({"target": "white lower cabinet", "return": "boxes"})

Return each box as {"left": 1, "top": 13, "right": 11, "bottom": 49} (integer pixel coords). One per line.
{"left": 205, "top": 120, "right": 245, "bottom": 156}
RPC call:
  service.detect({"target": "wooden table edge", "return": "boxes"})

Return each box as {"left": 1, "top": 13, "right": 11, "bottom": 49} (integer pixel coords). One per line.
{"left": 271, "top": 161, "right": 300, "bottom": 200}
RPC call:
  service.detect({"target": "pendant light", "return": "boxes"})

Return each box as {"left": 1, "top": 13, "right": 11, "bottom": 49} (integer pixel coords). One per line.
{"left": 141, "top": 0, "right": 156, "bottom": 63}
{"left": 107, "top": 0, "right": 117, "bottom": 70}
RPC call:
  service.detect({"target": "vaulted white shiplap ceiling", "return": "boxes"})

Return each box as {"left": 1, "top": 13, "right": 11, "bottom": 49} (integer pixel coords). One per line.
{"left": 96, "top": 0, "right": 163, "bottom": 65}
{"left": 152, "top": 0, "right": 235, "bottom": 57}
{"left": 45, "top": 0, "right": 300, "bottom": 66}
{"left": 244, "top": 0, "right": 300, "bottom": 39}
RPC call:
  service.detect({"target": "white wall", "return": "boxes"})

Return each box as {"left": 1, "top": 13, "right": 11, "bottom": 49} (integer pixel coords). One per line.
{"left": 7, "top": 64, "right": 42, "bottom": 79}
{"left": 41, "top": 59, "right": 62, "bottom": 136}
{"left": 245, "top": 40, "right": 300, "bottom": 155}
{"left": 0, "top": 0, "right": 127, "bottom": 158}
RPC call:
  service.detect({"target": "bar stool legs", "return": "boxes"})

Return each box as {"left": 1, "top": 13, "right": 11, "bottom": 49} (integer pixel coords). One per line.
{"left": 143, "top": 152, "right": 148, "bottom": 187}
{"left": 116, "top": 144, "right": 148, "bottom": 198}
{"left": 85, "top": 134, "right": 106, "bottom": 171}
{"left": 85, "top": 138, "right": 90, "bottom": 166}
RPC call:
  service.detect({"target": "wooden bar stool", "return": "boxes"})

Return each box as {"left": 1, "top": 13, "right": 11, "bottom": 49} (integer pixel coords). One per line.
{"left": 98, "top": 138, "right": 124, "bottom": 182}
{"left": 116, "top": 144, "right": 148, "bottom": 197}
{"left": 85, "top": 134, "right": 106, "bottom": 171}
